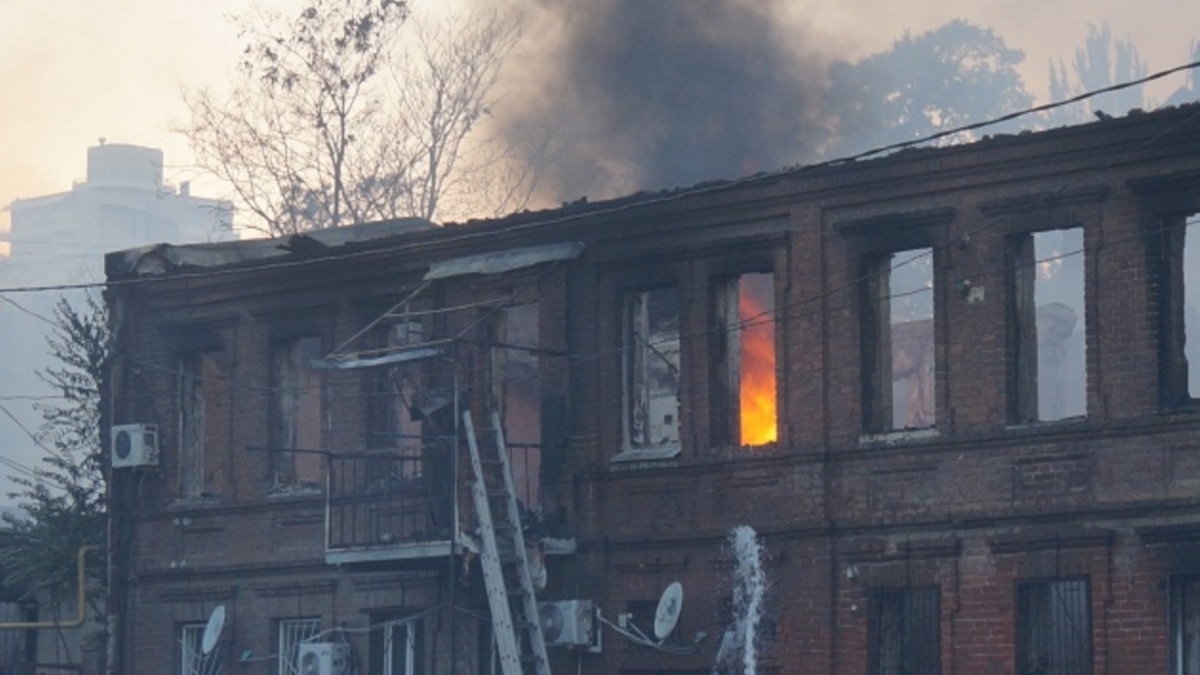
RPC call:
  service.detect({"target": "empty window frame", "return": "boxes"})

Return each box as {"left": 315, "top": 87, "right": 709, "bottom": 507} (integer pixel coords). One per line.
{"left": 863, "top": 248, "right": 936, "bottom": 432}
{"left": 383, "top": 617, "right": 426, "bottom": 675}
{"left": 1172, "top": 576, "right": 1200, "bottom": 675}
{"left": 489, "top": 303, "right": 542, "bottom": 508}
{"left": 270, "top": 336, "right": 324, "bottom": 488}
{"left": 623, "top": 287, "right": 681, "bottom": 449}
{"left": 1158, "top": 214, "right": 1200, "bottom": 405}
{"left": 1016, "top": 577, "right": 1092, "bottom": 675}
{"left": 278, "top": 617, "right": 321, "bottom": 675}
{"left": 868, "top": 586, "right": 940, "bottom": 675}
{"left": 178, "top": 352, "right": 224, "bottom": 498}
{"left": 711, "top": 272, "right": 777, "bottom": 447}
{"left": 368, "top": 317, "right": 429, "bottom": 477}
{"left": 179, "top": 622, "right": 215, "bottom": 675}
{"left": 1009, "top": 228, "right": 1087, "bottom": 422}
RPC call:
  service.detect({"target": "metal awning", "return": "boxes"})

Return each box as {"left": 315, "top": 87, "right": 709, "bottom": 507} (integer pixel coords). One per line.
{"left": 423, "top": 241, "right": 585, "bottom": 281}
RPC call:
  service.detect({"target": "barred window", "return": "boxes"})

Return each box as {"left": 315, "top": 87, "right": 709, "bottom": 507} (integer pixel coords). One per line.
{"left": 1016, "top": 578, "right": 1091, "bottom": 675}
{"left": 278, "top": 617, "right": 322, "bottom": 675}
{"left": 868, "top": 586, "right": 940, "bottom": 675}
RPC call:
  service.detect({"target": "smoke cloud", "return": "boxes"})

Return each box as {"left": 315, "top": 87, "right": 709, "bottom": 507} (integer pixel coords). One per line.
{"left": 492, "top": 0, "right": 835, "bottom": 201}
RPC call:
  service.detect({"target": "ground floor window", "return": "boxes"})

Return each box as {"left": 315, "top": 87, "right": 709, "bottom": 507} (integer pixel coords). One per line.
{"left": 868, "top": 586, "right": 940, "bottom": 675}
{"left": 1016, "top": 577, "right": 1091, "bottom": 675}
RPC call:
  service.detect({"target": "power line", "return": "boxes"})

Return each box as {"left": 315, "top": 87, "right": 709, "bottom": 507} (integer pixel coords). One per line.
{"left": 0, "top": 58, "right": 1197, "bottom": 298}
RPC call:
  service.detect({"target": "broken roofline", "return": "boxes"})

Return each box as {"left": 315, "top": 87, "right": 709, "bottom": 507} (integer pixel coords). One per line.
{"left": 103, "top": 103, "right": 1200, "bottom": 284}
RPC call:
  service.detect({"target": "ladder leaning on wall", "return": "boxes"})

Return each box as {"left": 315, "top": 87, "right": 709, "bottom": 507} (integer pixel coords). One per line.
{"left": 464, "top": 411, "right": 551, "bottom": 675}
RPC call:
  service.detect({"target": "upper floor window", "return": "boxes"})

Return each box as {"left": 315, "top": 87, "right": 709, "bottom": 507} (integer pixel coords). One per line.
{"left": 270, "top": 336, "right": 324, "bottom": 489}
{"left": 863, "top": 248, "right": 936, "bottom": 433}
{"left": 489, "top": 303, "right": 542, "bottom": 508}
{"left": 178, "top": 352, "right": 224, "bottom": 498}
{"left": 179, "top": 622, "right": 215, "bottom": 675}
{"left": 277, "top": 617, "right": 321, "bottom": 675}
{"left": 1155, "top": 213, "right": 1200, "bottom": 407}
{"left": 1009, "top": 228, "right": 1087, "bottom": 423}
{"left": 711, "top": 272, "right": 777, "bottom": 447}
{"left": 623, "top": 287, "right": 681, "bottom": 451}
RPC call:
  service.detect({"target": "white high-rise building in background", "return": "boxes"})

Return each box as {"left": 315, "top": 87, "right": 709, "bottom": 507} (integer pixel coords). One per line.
{"left": 0, "top": 141, "right": 232, "bottom": 500}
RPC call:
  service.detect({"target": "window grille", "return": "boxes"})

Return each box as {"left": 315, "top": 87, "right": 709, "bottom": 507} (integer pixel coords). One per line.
{"left": 1016, "top": 578, "right": 1091, "bottom": 675}
{"left": 180, "top": 623, "right": 215, "bottom": 675}
{"left": 278, "top": 617, "right": 322, "bottom": 675}
{"left": 868, "top": 586, "right": 940, "bottom": 675}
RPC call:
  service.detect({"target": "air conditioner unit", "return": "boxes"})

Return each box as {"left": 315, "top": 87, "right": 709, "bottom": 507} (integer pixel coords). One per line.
{"left": 111, "top": 424, "right": 159, "bottom": 468}
{"left": 538, "top": 600, "right": 596, "bottom": 647}
{"left": 297, "top": 642, "right": 350, "bottom": 675}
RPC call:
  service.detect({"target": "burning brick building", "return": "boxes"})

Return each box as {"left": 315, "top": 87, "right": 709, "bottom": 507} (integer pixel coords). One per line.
{"left": 105, "top": 103, "right": 1200, "bottom": 674}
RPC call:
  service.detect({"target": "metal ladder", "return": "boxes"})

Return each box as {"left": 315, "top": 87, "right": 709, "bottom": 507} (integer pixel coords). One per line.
{"left": 464, "top": 411, "right": 551, "bottom": 675}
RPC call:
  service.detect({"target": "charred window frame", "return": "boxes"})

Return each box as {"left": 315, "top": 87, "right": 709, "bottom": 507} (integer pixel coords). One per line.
{"left": 1128, "top": 173, "right": 1200, "bottom": 409}
{"left": 268, "top": 335, "right": 325, "bottom": 489}
{"left": 1016, "top": 577, "right": 1092, "bottom": 675}
{"left": 867, "top": 586, "right": 940, "bottom": 675}
{"left": 1007, "top": 227, "right": 1087, "bottom": 423}
{"left": 621, "top": 286, "right": 682, "bottom": 452}
{"left": 835, "top": 208, "right": 951, "bottom": 436}
{"left": 488, "top": 303, "right": 542, "bottom": 508}
{"left": 177, "top": 350, "right": 224, "bottom": 499}
{"left": 710, "top": 270, "right": 778, "bottom": 448}
{"left": 366, "top": 303, "right": 431, "bottom": 457}
{"left": 1171, "top": 575, "right": 1200, "bottom": 675}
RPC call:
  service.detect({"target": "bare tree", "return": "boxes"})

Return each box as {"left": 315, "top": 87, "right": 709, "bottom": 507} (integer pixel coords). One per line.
{"left": 183, "top": 0, "right": 523, "bottom": 236}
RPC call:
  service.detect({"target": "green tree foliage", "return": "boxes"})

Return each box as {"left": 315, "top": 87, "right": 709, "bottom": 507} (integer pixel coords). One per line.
{"left": 0, "top": 293, "right": 107, "bottom": 625}
{"left": 1048, "top": 22, "right": 1148, "bottom": 126}
{"left": 827, "top": 19, "right": 1034, "bottom": 156}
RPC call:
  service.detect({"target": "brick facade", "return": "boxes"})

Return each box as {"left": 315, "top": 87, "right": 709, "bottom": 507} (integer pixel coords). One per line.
{"left": 106, "top": 104, "right": 1200, "bottom": 674}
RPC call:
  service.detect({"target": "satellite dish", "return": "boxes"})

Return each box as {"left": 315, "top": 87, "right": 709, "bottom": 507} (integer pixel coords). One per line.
{"left": 653, "top": 582, "right": 683, "bottom": 640}
{"left": 201, "top": 605, "right": 225, "bottom": 655}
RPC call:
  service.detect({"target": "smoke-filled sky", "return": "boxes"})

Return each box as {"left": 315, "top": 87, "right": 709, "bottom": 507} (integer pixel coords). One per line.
{"left": 0, "top": 0, "right": 1198, "bottom": 496}
{"left": 0, "top": 0, "right": 1196, "bottom": 213}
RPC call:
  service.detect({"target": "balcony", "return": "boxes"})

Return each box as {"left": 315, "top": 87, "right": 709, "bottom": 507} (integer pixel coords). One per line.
{"left": 324, "top": 447, "right": 459, "bottom": 565}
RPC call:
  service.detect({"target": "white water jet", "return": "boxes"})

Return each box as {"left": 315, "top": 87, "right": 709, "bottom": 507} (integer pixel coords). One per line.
{"left": 714, "top": 525, "right": 767, "bottom": 675}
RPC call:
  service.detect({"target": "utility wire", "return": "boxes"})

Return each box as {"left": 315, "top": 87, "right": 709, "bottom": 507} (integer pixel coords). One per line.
{"left": 0, "top": 58, "right": 1196, "bottom": 298}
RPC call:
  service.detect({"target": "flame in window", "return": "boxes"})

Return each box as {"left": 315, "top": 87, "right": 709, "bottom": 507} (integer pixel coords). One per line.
{"left": 739, "top": 275, "right": 777, "bottom": 446}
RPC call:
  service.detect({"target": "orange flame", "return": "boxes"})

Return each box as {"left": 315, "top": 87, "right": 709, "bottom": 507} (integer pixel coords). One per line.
{"left": 739, "top": 277, "right": 777, "bottom": 446}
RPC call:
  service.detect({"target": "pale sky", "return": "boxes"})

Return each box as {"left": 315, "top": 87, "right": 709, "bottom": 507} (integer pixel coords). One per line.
{"left": 1, "top": 1, "right": 1196, "bottom": 214}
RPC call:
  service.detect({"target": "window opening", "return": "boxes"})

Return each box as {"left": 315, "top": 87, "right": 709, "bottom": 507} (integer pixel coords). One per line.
{"left": 865, "top": 249, "right": 935, "bottom": 432}
{"left": 1016, "top": 578, "right": 1091, "bottom": 675}
{"left": 491, "top": 303, "right": 541, "bottom": 508}
{"left": 1011, "top": 228, "right": 1086, "bottom": 422}
{"left": 713, "top": 273, "right": 777, "bottom": 446}
{"left": 278, "top": 617, "right": 322, "bottom": 675}
{"left": 624, "top": 288, "right": 681, "bottom": 449}
{"left": 270, "top": 336, "right": 324, "bottom": 488}
{"left": 384, "top": 617, "right": 425, "bottom": 675}
{"left": 179, "top": 353, "right": 223, "bottom": 498}
{"left": 1185, "top": 216, "right": 1200, "bottom": 397}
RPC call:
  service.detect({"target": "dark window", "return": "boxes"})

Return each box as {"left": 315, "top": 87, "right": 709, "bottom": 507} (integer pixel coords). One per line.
{"left": 623, "top": 287, "right": 681, "bottom": 449}
{"left": 1016, "top": 577, "right": 1091, "bottom": 675}
{"left": 863, "top": 249, "right": 936, "bottom": 432}
{"left": 1009, "top": 228, "right": 1087, "bottom": 423}
{"left": 269, "top": 336, "right": 324, "bottom": 488}
{"left": 868, "top": 586, "right": 940, "bottom": 675}
{"left": 1171, "top": 576, "right": 1200, "bottom": 675}
{"left": 178, "top": 352, "right": 224, "bottom": 498}
{"left": 489, "top": 303, "right": 542, "bottom": 508}
{"left": 382, "top": 617, "right": 425, "bottom": 675}
{"left": 711, "top": 272, "right": 777, "bottom": 447}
